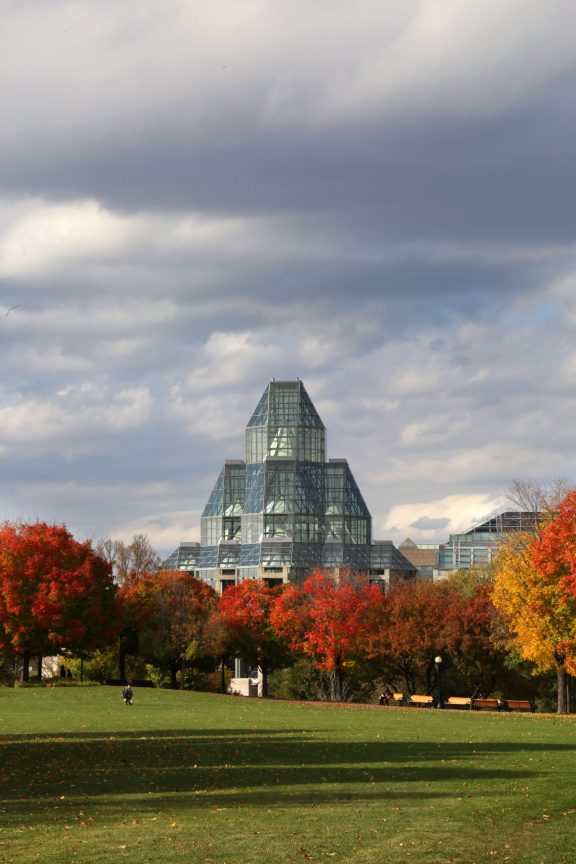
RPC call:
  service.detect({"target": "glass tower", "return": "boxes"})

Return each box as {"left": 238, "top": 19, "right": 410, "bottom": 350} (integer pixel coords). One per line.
{"left": 164, "top": 380, "right": 414, "bottom": 589}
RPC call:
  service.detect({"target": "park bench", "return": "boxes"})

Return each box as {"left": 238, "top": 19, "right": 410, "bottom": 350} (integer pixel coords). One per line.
{"left": 502, "top": 699, "right": 536, "bottom": 713}
{"left": 472, "top": 698, "right": 501, "bottom": 711}
{"left": 445, "top": 696, "right": 472, "bottom": 710}
{"left": 379, "top": 691, "right": 405, "bottom": 706}
{"left": 408, "top": 694, "right": 434, "bottom": 708}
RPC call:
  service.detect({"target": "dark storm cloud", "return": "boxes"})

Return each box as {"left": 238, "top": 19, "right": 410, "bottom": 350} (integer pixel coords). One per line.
{"left": 4, "top": 106, "right": 576, "bottom": 246}
{"left": 2, "top": 0, "right": 576, "bottom": 550}
{"left": 2, "top": 0, "right": 576, "bottom": 247}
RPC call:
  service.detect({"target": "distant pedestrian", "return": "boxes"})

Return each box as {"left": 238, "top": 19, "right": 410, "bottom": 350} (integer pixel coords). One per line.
{"left": 122, "top": 683, "right": 133, "bottom": 705}
{"left": 379, "top": 686, "right": 394, "bottom": 706}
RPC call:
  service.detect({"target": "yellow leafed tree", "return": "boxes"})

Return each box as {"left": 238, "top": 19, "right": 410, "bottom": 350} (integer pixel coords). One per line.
{"left": 492, "top": 529, "right": 576, "bottom": 713}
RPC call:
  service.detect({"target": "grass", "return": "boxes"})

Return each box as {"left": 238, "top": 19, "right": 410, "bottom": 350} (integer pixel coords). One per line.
{"left": 1, "top": 687, "right": 575, "bottom": 864}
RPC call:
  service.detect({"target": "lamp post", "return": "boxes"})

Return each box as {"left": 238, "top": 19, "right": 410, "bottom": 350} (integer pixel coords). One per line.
{"left": 434, "top": 655, "right": 443, "bottom": 708}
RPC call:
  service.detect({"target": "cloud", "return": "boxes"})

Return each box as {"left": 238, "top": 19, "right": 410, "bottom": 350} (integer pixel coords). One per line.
{"left": 0, "top": 199, "right": 134, "bottom": 277}
{"left": 410, "top": 516, "right": 450, "bottom": 531}
{"left": 1, "top": 0, "right": 576, "bottom": 552}
{"left": 383, "top": 493, "right": 508, "bottom": 542}
{"left": 110, "top": 509, "right": 202, "bottom": 556}
{"left": 180, "top": 331, "right": 282, "bottom": 393}
{"left": 0, "top": 386, "right": 151, "bottom": 451}
{"left": 168, "top": 391, "right": 252, "bottom": 443}
{"left": 308, "top": 1, "right": 576, "bottom": 125}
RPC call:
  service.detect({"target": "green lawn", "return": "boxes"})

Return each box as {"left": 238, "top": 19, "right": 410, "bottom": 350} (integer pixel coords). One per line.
{"left": 1, "top": 687, "right": 575, "bottom": 864}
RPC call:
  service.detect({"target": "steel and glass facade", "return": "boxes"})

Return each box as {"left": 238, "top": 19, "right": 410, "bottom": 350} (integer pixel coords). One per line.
{"left": 166, "top": 379, "right": 415, "bottom": 590}
{"left": 437, "top": 511, "right": 540, "bottom": 572}
{"left": 398, "top": 511, "right": 541, "bottom": 579}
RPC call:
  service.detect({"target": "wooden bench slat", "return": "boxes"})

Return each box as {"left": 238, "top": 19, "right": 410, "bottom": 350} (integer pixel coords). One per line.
{"left": 503, "top": 699, "right": 536, "bottom": 712}
{"left": 446, "top": 696, "right": 472, "bottom": 709}
{"left": 472, "top": 698, "right": 500, "bottom": 711}
{"left": 408, "top": 694, "right": 434, "bottom": 707}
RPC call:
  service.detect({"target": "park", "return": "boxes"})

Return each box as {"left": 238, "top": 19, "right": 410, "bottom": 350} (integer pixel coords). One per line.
{"left": 1, "top": 685, "right": 575, "bottom": 864}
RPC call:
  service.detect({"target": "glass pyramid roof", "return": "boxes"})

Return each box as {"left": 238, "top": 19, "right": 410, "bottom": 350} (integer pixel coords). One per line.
{"left": 247, "top": 380, "right": 324, "bottom": 429}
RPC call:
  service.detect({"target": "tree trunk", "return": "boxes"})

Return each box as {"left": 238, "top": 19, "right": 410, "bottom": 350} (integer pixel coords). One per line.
{"left": 180, "top": 657, "right": 186, "bottom": 690}
{"left": 402, "top": 662, "right": 415, "bottom": 696}
{"left": 170, "top": 663, "right": 178, "bottom": 689}
{"left": 37, "top": 655, "right": 43, "bottom": 681}
{"left": 335, "top": 663, "right": 343, "bottom": 702}
{"left": 557, "top": 666, "right": 570, "bottom": 714}
{"left": 22, "top": 653, "right": 30, "bottom": 683}
{"left": 119, "top": 640, "right": 126, "bottom": 682}
{"left": 221, "top": 657, "right": 226, "bottom": 694}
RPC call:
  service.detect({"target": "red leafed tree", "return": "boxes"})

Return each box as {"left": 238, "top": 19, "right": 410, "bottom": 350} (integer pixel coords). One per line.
{"left": 0, "top": 521, "right": 120, "bottom": 681}
{"left": 523, "top": 490, "right": 576, "bottom": 711}
{"left": 442, "top": 577, "right": 508, "bottom": 698}
{"left": 218, "top": 579, "right": 290, "bottom": 697}
{"left": 532, "top": 490, "right": 576, "bottom": 596}
{"left": 271, "top": 570, "right": 383, "bottom": 701}
{"left": 363, "top": 580, "right": 453, "bottom": 696}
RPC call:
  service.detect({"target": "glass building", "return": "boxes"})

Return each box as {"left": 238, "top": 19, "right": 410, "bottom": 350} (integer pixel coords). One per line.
{"left": 437, "top": 511, "right": 539, "bottom": 572}
{"left": 165, "top": 379, "right": 415, "bottom": 591}
{"left": 398, "top": 511, "right": 540, "bottom": 579}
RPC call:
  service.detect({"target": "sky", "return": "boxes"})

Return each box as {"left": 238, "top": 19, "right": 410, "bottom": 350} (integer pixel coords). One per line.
{"left": 1, "top": 0, "right": 576, "bottom": 556}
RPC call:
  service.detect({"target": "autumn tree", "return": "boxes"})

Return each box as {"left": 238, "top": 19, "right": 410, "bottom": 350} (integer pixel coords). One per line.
{"left": 362, "top": 579, "right": 452, "bottom": 696}
{"left": 0, "top": 521, "right": 120, "bottom": 681}
{"left": 203, "top": 606, "right": 234, "bottom": 694}
{"left": 218, "top": 579, "right": 290, "bottom": 697}
{"left": 271, "top": 571, "right": 382, "bottom": 701}
{"left": 118, "top": 570, "right": 218, "bottom": 688}
{"left": 492, "top": 526, "right": 576, "bottom": 714}
{"left": 533, "top": 490, "right": 576, "bottom": 596}
{"left": 442, "top": 572, "right": 509, "bottom": 698}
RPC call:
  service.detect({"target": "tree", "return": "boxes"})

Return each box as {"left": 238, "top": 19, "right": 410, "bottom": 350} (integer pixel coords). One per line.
{"left": 507, "top": 478, "right": 571, "bottom": 528}
{"left": 533, "top": 490, "right": 576, "bottom": 596}
{"left": 203, "top": 607, "right": 234, "bottom": 694}
{"left": 492, "top": 527, "right": 576, "bottom": 713}
{"left": 218, "top": 579, "right": 290, "bottom": 697}
{"left": 442, "top": 572, "right": 509, "bottom": 698}
{"left": 95, "top": 534, "right": 160, "bottom": 584}
{"left": 147, "top": 571, "right": 218, "bottom": 688}
{"left": 118, "top": 570, "right": 218, "bottom": 688}
{"left": 0, "top": 521, "right": 120, "bottom": 681}
{"left": 363, "top": 579, "right": 452, "bottom": 696}
{"left": 271, "top": 571, "right": 382, "bottom": 701}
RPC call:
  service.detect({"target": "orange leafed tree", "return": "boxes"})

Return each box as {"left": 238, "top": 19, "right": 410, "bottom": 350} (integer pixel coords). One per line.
{"left": 363, "top": 579, "right": 453, "bottom": 696}
{"left": 492, "top": 519, "right": 576, "bottom": 714}
{"left": 442, "top": 578, "right": 508, "bottom": 698}
{"left": 271, "top": 570, "right": 382, "bottom": 701}
{"left": 532, "top": 490, "right": 576, "bottom": 596}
